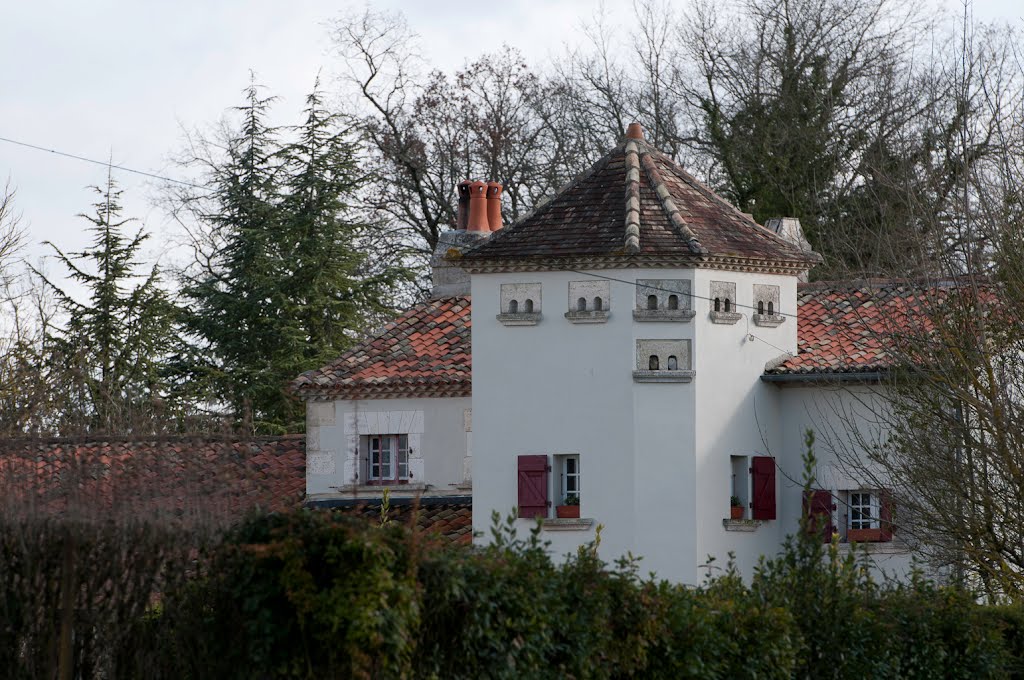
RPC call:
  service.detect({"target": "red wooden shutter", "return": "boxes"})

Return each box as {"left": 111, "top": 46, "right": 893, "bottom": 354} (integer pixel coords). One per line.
{"left": 803, "top": 489, "right": 834, "bottom": 542}
{"left": 751, "top": 456, "right": 776, "bottom": 520}
{"left": 517, "top": 455, "right": 549, "bottom": 519}
{"left": 879, "top": 489, "right": 894, "bottom": 542}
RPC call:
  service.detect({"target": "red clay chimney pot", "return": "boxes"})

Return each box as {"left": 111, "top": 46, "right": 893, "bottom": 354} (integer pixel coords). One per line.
{"left": 466, "top": 180, "right": 489, "bottom": 232}
{"left": 626, "top": 122, "right": 644, "bottom": 140}
{"left": 486, "top": 181, "right": 503, "bottom": 232}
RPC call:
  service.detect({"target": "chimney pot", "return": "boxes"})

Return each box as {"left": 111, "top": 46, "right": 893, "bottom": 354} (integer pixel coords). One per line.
{"left": 456, "top": 180, "right": 472, "bottom": 230}
{"left": 466, "top": 180, "right": 489, "bottom": 232}
{"left": 626, "top": 122, "right": 644, "bottom": 140}
{"left": 486, "top": 181, "right": 503, "bottom": 232}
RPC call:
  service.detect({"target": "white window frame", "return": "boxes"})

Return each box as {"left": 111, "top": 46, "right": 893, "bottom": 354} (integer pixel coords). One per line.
{"left": 556, "top": 454, "right": 581, "bottom": 504}
{"left": 367, "top": 434, "right": 410, "bottom": 484}
{"left": 849, "top": 491, "right": 880, "bottom": 530}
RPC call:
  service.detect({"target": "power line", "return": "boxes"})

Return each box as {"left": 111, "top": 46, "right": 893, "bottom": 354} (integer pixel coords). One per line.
{"left": 0, "top": 134, "right": 209, "bottom": 191}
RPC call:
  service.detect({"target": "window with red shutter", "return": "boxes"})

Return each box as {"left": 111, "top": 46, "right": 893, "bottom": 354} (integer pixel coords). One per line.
{"left": 879, "top": 489, "right": 894, "bottom": 542}
{"left": 517, "top": 455, "right": 550, "bottom": 519}
{"left": 803, "top": 489, "right": 835, "bottom": 542}
{"left": 750, "top": 456, "right": 776, "bottom": 520}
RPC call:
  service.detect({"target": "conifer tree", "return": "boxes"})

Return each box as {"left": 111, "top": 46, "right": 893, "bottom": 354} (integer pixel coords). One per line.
{"left": 36, "top": 170, "right": 178, "bottom": 434}
{"left": 178, "top": 80, "right": 406, "bottom": 433}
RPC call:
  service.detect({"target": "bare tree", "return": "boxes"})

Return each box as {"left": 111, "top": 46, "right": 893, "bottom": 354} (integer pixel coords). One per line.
{"left": 814, "top": 14, "right": 1024, "bottom": 600}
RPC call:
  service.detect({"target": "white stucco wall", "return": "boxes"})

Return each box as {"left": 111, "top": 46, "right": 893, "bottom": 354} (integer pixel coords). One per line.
{"left": 306, "top": 396, "right": 472, "bottom": 500}
{"left": 472, "top": 267, "right": 805, "bottom": 582}
{"left": 691, "top": 269, "right": 797, "bottom": 578}
{"left": 775, "top": 383, "right": 917, "bottom": 582}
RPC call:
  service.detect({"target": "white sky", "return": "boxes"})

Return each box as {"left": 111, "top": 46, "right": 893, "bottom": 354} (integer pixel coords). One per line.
{"left": 1, "top": 0, "right": 1020, "bottom": 293}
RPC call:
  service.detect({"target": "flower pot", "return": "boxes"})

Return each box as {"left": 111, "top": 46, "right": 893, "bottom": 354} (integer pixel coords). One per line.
{"left": 847, "top": 528, "right": 883, "bottom": 543}
{"left": 730, "top": 506, "right": 744, "bottom": 520}
{"left": 556, "top": 505, "right": 580, "bottom": 519}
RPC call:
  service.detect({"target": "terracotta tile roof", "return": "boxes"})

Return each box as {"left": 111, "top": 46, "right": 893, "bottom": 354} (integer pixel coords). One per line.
{"left": 292, "top": 296, "right": 471, "bottom": 400}
{"left": 308, "top": 497, "right": 473, "bottom": 546}
{"left": 0, "top": 436, "right": 305, "bottom": 522}
{"left": 768, "top": 280, "right": 963, "bottom": 375}
{"left": 459, "top": 136, "right": 818, "bottom": 271}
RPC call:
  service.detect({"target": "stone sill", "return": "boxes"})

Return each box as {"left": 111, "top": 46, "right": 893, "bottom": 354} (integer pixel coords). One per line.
{"left": 752, "top": 314, "right": 785, "bottom": 328}
{"left": 723, "top": 519, "right": 764, "bottom": 532}
{"left": 709, "top": 311, "right": 743, "bottom": 325}
{"left": 542, "top": 518, "right": 595, "bottom": 531}
{"left": 564, "top": 310, "right": 609, "bottom": 324}
{"left": 836, "top": 541, "right": 905, "bottom": 555}
{"left": 331, "top": 483, "right": 426, "bottom": 494}
{"left": 632, "top": 309, "right": 696, "bottom": 323}
{"left": 633, "top": 369, "right": 695, "bottom": 383}
{"left": 496, "top": 312, "right": 542, "bottom": 326}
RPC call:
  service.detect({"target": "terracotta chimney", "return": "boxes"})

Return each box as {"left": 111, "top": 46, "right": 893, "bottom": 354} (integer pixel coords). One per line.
{"left": 626, "top": 122, "right": 644, "bottom": 140}
{"left": 466, "top": 180, "right": 489, "bottom": 232}
{"left": 456, "top": 180, "right": 472, "bottom": 230}
{"left": 486, "top": 181, "right": 503, "bottom": 231}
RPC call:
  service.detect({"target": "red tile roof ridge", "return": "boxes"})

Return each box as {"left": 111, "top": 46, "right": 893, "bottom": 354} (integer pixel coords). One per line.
{"left": 0, "top": 433, "right": 304, "bottom": 446}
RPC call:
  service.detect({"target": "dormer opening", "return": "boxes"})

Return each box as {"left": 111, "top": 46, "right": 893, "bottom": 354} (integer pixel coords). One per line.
{"left": 577, "top": 297, "right": 587, "bottom": 312}
{"left": 668, "top": 295, "right": 679, "bottom": 310}
{"left": 647, "top": 294, "right": 658, "bottom": 310}
{"left": 758, "top": 301, "right": 765, "bottom": 315}
{"left": 714, "top": 297, "right": 721, "bottom": 312}
{"left": 509, "top": 299, "right": 519, "bottom": 313}
{"left": 593, "top": 297, "right": 603, "bottom": 311}
{"left": 724, "top": 298, "right": 732, "bottom": 312}
{"left": 648, "top": 355, "right": 659, "bottom": 370}
{"left": 524, "top": 299, "right": 534, "bottom": 313}
{"left": 768, "top": 301, "right": 774, "bottom": 315}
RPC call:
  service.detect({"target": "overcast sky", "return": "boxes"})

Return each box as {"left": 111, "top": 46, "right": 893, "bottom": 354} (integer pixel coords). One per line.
{"left": 1, "top": 0, "right": 1020, "bottom": 293}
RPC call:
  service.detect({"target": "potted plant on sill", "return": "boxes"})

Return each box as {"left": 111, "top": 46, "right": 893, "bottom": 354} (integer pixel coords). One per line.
{"left": 730, "top": 496, "right": 744, "bottom": 520}
{"left": 556, "top": 494, "right": 580, "bottom": 519}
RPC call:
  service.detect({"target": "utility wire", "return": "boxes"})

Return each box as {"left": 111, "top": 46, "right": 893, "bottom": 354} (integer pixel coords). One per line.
{"left": 0, "top": 134, "right": 208, "bottom": 191}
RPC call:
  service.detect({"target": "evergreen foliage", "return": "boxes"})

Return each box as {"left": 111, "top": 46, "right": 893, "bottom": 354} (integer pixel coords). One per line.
{"left": 178, "top": 80, "right": 407, "bottom": 433}
{"left": 34, "top": 171, "right": 179, "bottom": 434}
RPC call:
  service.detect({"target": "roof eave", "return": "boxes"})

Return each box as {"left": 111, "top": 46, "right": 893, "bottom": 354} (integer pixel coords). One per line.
{"left": 760, "top": 370, "right": 887, "bottom": 385}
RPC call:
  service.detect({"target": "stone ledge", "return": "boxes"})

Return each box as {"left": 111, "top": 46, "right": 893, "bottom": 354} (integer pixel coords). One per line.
{"left": 633, "top": 369, "right": 695, "bottom": 383}
{"left": 496, "top": 312, "right": 542, "bottom": 326}
{"left": 542, "top": 517, "right": 595, "bottom": 531}
{"left": 632, "top": 309, "right": 696, "bottom": 323}
{"left": 752, "top": 314, "right": 786, "bottom": 328}
{"left": 331, "top": 483, "right": 427, "bottom": 494}
{"left": 709, "top": 311, "right": 743, "bottom": 325}
{"left": 564, "top": 310, "right": 609, "bottom": 324}
{"left": 722, "top": 519, "right": 764, "bottom": 532}
{"left": 836, "top": 541, "right": 906, "bottom": 555}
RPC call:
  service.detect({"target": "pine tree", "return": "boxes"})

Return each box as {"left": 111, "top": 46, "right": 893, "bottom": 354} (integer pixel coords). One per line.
{"left": 36, "top": 170, "right": 178, "bottom": 434}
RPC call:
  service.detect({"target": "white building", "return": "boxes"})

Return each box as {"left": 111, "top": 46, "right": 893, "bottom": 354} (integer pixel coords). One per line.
{"left": 294, "top": 127, "right": 915, "bottom": 582}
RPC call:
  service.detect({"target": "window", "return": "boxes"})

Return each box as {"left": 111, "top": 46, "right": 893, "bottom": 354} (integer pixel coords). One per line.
{"left": 366, "top": 434, "right": 410, "bottom": 484}
{"left": 593, "top": 296, "right": 603, "bottom": 311}
{"left": 724, "top": 298, "right": 732, "bottom": 312}
{"left": 524, "top": 299, "right": 534, "bottom": 313}
{"left": 577, "top": 297, "right": 587, "bottom": 311}
{"left": 850, "top": 492, "right": 879, "bottom": 530}
{"left": 714, "top": 297, "right": 721, "bottom": 312}
{"left": 767, "top": 301, "right": 774, "bottom": 315}
{"left": 508, "top": 299, "right": 518, "bottom": 313}
{"left": 757, "top": 301, "right": 765, "bottom": 315}
{"left": 648, "top": 355, "right": 659, "bottom": 370}
{"left": 560, "top": 454, "right": 580, "bottom": 503}
{"left": 667, "top": 355, "right": 678, "bottom": 370}
{"left": 667, "top": 294, "right": 679, "bottom": 310}
{"left": 647, "top": 294, "right": 658, "bottom": 310}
